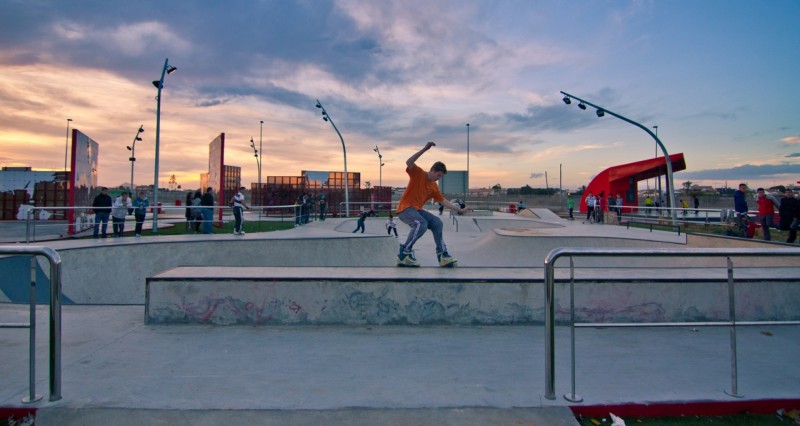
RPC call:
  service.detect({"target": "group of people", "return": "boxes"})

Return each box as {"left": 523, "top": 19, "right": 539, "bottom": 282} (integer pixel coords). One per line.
{"left": 92, "top": 187, "right": 150, "bottom": 238}
{"left": 293, "top": 193, "right": 315, "bottom": 227}
{"left": 582, "top": 191, "right": 625, "bottom": 224}
{"left": 184, "top": 187, "right": 217, "bottom": 234}
{"left": 734, "top": 183, "right": 799, "bottom": 242}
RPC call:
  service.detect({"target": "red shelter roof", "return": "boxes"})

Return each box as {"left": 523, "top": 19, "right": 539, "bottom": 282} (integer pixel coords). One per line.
{"left": 579, "top": 154, "right": 686, "bottom": 212}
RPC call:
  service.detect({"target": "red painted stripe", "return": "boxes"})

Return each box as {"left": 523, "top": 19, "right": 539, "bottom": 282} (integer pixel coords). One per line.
{"left": 570, "top": 399, "right": 800, "bottom": 418}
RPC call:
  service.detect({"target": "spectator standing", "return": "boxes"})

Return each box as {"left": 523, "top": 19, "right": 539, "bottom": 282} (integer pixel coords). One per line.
{"left": 318, "top": 193, "right": 327, "bottom": 221}
{"left": 191, "top": 190, "right": 202, "bottom": 233}
{"left": 133, "top": 191, "right": 150, "bottom": 237}
{"left": 301, "top": 193, "right": 311, "bottom": 224}
{"left": 644, "top": 195, "right": 653, "bottom": 216}
{"left": 230, "top": 186, "right": 250, "bottom": 235}
{"left": 200, "top": 187, "right": 215, "bottom": 234}
{"left": 111, "top": 191, "right": 132, "bottom": 237}
{"left": 693, "top": 196, "right": 700, "bottom": 215}
{"left": 584, "top": 192, "right": 596, "bottom": 223}
{"left": 597, "top": 191, "right": 605, "bottom": 224}
{"left": 778, "top": 188, "right": 799, "bottom": 243}
{"left": 92, "top": 187, "right": 113, "bottom": 238}
{"left": 567, "top": 195, "right": 574, "bottom": 220}
{"left": 184, "top": 191, "right": 194, "bottom": 231}
{"left": 294, "top": 197, "right": 302, "bottom": 227}
{"left": 756, "top": 187, "right": 778, "bottom": 241}
{"left": 733, "top": 183, "right": 749, "bottom": 238}
{"left": 615, "top": 193, "right": 623, "bottom": 218}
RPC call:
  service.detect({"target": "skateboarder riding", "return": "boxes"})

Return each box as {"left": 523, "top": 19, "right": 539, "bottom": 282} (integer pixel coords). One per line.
{"left": 396, "top": 142, "right": 471, "bottom": 267}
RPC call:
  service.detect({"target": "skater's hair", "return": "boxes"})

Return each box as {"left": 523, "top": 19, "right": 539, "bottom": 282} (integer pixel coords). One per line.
{"left": 431, "top": 161, "right": 447, "bottom": 174}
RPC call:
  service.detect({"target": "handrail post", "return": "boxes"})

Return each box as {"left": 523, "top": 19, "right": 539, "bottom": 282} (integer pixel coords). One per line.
{"left": 724, "top": 256, "right": 743, "bottom": 398}
{"left": 21, "top": 257, "right": 42, "bottom": 403}
{"left": 544, "top": 249, "right": 559, "bottom": 400}
{"left": 564, "top": 257, "right": 582, "bottom": 402}
{"left": 26, "top": 207, "right": 33, "bottom": 243}
{"left": 48, "top": 247, "right": 62, "bottom": 401}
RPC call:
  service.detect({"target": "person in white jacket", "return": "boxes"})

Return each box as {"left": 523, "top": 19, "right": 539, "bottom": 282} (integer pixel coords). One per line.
{"left": 111, "top": 192, "right": 133, "bottom": 237}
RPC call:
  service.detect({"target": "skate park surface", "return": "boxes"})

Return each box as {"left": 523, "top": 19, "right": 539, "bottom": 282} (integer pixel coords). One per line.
{"left": 1, "top": 208, "right": 799, "bottom": 425}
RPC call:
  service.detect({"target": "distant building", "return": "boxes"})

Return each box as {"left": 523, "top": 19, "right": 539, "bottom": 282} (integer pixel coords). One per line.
{"left": 0, "top": 167, "right": 69, "bottom": 220}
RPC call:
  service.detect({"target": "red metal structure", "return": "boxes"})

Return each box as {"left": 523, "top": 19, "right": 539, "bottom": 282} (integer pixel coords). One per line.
{"left": 580, "top": 154, "right": 686, "bottom": 213}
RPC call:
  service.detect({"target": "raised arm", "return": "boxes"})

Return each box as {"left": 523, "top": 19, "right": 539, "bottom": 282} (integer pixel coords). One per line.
{"left": 406, "top": 141, "right": 436, "bottom": 169}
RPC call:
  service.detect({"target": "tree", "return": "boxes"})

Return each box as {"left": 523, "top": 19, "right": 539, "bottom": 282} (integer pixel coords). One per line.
{"left": 491, "top": 183, "right": 502, "bottom": 195}
{"left": 364, "top": 181, "right": 371, "bottom": 189}
{"left": 520, "top": 185, "right": 534, "bottom": 195}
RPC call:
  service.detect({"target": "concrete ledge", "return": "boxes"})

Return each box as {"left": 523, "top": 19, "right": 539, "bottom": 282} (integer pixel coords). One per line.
{"left": 145, "top": 266, "right": 800, "bottom": 326}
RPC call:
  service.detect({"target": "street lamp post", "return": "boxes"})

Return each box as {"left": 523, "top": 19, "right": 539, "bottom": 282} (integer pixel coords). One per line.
{"left": 64, "top": 119, "right": 72, "bottom": 174}
{"left": 315, "top": 99, "right": 350, "bottom": 217}
{"left": 653, "top": 125, "right": 662, "bottom": 205}
{"left": 466, "top": 123, "right": 470, "bottom": 202}
{"left": 126, "top": 125, "right": 144, "bottom": 195}
{"left": 151, "top": 58, "right": 177, "bottom": 234}
{"left": 373, "top": 145, "right": 383, "bottom": 188}
{"left": 559, "top": 91, "right": 677, "bottom": 225}
{"left": 258, "top": 120, "right": 263, "bottom": 203}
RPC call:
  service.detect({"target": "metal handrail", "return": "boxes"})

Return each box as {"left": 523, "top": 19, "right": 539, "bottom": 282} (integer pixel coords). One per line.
{"left": 17, "top": 204, "right": 302, "bottom": 243}
{"left": 0, "top": 246, "right": 62, "bottom": 401}
{"left": 544, "top": 247, "right": 800, "bottom": 401}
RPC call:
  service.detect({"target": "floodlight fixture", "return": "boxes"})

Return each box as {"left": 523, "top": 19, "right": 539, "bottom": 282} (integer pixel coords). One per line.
{"left": 562, "top": 96, "right": 571, "bottom": 105}
{"left": 166, "top": 65, "right": 177, "bottom": 74}
{"left": 596, "top": 109, "right": 605, "bottom": 117}
{"left": 578, "top": 102, "right": 587, "bottom": 110}
{"left": 128, "top": 123, "right": 145, "bottom": 195}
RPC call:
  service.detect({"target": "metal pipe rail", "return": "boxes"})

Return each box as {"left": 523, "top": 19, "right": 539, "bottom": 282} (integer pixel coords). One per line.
{"left": 544, "top": 247, "right": 800, "bottom": 402}
{"left": 0, "top": 246, "right": 63, "bottom": 402}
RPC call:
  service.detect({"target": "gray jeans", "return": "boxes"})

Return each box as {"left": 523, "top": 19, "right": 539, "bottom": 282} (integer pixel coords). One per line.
{"left": 397, "top": 208, "right": 446, "bottom": 254}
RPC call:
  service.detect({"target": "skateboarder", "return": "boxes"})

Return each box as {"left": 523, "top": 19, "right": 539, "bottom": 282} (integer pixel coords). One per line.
{"left": 395, "top": 141, "right": 471, "bottom": 267}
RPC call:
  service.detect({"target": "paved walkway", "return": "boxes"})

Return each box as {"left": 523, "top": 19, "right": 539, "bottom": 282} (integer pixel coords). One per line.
{"left": 1, "top": 210, "right": 798, "bottom": 425}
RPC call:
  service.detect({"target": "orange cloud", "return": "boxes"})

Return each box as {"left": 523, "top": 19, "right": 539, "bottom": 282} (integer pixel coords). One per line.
{"left": 781, "top": 136, "right": 800, "bottom": 145}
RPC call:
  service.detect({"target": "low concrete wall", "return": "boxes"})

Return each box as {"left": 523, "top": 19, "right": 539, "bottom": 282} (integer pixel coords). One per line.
{"left": 45, "top": 236, "right": 398, "bottom": 305}
{"left": 145, "top": 266, "right": 800, "bottom": 326}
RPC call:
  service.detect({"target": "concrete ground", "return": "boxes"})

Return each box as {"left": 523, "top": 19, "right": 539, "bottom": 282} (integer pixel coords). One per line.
{"left": 1, "top": 209, "right": 799, "bottom": 425}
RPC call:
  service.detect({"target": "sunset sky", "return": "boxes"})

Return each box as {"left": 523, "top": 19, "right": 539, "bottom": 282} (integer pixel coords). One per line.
{"left": 1, "top": 0, "right": 798, "bottom": 191}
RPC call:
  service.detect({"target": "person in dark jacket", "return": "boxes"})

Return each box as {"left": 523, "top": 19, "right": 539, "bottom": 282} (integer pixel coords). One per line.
{"left": 733, "top": 183, "right": 749, "bottom": 238}
{"left": 352, "top": 209, "right": 375, "bottom": 233}
{"left": 92, "top": 187, "right": 113, "bottom": 238}
{"left": 200, "top": 187, "right": 215, "bottom": 234}
{"left": 778, "top": 188, "right": 800, "bottom": 243}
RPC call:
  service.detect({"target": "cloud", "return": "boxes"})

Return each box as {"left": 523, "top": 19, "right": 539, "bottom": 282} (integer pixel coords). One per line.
{"left": 785, "top": 153, "right": 800, "bottom": 158}
{"left": 678, "top": 163, "right": 799, "bottom": 180}
{"left": 529, "top": 172, "right": 544, "bottom": 179}
{"left": 781, "top": 136, "right": 800, "bottom": 145}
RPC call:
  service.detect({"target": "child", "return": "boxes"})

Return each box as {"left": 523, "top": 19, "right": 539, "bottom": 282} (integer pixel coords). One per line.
{"left": 386, "top": 214, "right": 398, "bottom": 237}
